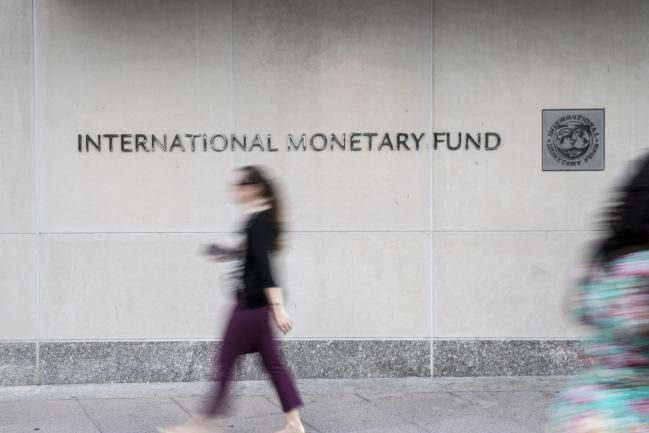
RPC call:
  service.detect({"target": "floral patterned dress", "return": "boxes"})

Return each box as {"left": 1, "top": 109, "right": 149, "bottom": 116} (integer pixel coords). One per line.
{"left": 546, "top": 250, "right": 649, "bottom": 433}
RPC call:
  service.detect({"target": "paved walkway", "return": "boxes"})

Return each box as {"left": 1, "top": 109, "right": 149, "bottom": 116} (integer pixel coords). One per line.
{"left": 0, "top": 377, "right": 570, "bottom": 433}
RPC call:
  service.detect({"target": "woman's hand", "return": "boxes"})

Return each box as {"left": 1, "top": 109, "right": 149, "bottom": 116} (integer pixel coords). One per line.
{"left": 204, "top": 243, "right": 236, "bottom": 262}
{"left": 272, "top": 306, "right": 293, "bottom": 334}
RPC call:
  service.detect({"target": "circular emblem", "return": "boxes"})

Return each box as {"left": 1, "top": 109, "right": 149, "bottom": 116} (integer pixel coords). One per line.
{"left": 546, "top": 114, "right": 600, "bottom": 167}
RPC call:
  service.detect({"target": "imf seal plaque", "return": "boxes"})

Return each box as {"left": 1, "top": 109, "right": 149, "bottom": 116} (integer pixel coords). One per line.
{"left": 542, "top": 109, "right": 605, "bottom": 171}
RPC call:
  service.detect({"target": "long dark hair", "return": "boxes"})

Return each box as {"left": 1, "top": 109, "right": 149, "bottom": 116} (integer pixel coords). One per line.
{"left": 593, "top": 152, "right": 649, "bottom": 264}
{"left": 237, "top": 165, "right": 284, "bottom": 253}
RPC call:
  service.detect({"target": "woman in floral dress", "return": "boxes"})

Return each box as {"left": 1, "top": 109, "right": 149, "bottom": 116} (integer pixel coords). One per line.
{"left": 546, "top": 153, "right": 649, "bottom": 433}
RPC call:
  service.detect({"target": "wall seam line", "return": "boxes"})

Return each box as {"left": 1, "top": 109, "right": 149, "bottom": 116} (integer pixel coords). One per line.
{"left": 429, "top": 0, "right": 435, "bottom": 378}
{"left": 0, "top": 229, "right": 607, "bottom": 235}
{"left": 195, "top": 0, "right": 200, "bottom": 133}
{"left": 232, "top": 0, "right": 237, "bottom": 172}
{"left": 231, "top": 0, "right": 237, "bottom": 379}
{"left": 31, "top": 0, "right": 41, "bottom": 386}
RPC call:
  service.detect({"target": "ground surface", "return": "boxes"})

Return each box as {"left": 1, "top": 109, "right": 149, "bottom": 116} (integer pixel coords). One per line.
{"left": 0, "top": 377, "right": 570, "bottom": 433}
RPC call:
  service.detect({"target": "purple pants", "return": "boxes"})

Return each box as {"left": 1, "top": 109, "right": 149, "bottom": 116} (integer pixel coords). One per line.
{"left": 202, "top": 300, "right": 303, "bottom": 416}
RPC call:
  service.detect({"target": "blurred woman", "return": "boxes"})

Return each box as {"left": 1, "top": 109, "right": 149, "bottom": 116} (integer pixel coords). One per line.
{"left": 161, "top": 165, "right": 305, "bottom": 433}
{"left": 546, "top": 153, "right": 649, "bottom": 432}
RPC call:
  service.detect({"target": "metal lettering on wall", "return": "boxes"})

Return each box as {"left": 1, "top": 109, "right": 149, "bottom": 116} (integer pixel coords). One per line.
{"left": 542, "top": 109, "right": 604, "bottom": 171}
{"left": 75, "top": 132, "right": 502, "bottom": 153}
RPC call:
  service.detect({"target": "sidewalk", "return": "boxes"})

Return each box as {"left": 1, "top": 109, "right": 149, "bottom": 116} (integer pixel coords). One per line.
{"left": 0, "top": 377, "right": 569, "bottom": 433}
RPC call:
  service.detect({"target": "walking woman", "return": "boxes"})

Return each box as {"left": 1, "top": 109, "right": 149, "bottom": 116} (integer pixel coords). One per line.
{"left": 545, "top": 152, "right": 649, "bottom": 432}
{"left": 161, "top": 165, "right": 305, "bottom": 433}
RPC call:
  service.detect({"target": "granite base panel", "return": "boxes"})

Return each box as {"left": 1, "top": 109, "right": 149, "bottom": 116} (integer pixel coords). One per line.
{"left": 39, "top": 341, "right": 220, "bottom": 385}
{"left": 235, "top": 339, "right": 430, "bottom": 380}
{"left": 433, "top": 340, "right": 590, "bottom": 377}
{"left": 0, "top": 342, "right": 37, "bottom": 386}
{"left": 0, "top": 340, "right": 587, "bottom": 385}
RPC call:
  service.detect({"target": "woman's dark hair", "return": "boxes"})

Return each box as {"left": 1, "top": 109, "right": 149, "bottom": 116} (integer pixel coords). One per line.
{"left": 237, "top": 165, "right": 284, "bottom": 252}
{"left": 594, "top": 152, "right": 649, "bottom": 264}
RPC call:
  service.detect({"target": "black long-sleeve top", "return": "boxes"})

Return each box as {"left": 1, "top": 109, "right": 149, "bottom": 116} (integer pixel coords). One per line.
{"left": 236, "top": 208, "right": 277, "bottom": 309}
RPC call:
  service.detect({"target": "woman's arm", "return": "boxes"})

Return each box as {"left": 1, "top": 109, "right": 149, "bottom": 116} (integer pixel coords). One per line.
{"left": 249, "top": 216, "right": 293, "bottom": 334}
{"left": 264, "top": 286, "right": 293, "bottom": 334}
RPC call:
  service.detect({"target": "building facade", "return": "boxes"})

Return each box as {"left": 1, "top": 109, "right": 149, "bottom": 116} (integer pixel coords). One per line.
{"left": 2, "top": 0, "right": 648, "bottom": 385}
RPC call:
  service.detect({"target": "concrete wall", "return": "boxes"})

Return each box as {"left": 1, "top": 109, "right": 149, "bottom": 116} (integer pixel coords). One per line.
{"left": 1, "top": 0, "right": 648, "bottom": 385}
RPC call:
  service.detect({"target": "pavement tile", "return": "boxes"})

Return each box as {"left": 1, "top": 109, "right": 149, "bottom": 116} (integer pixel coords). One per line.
{"left": 455, "top": 391, "right": 554, "bottom": 431}
{"left": 423, "top": 415, "right": 533, "bottom": 433}
{"left": 0, "top": 415, "right": 100, "bottom": 433}
{"left": 299, "top": 392, "right": 368, "bottom": 409}
{"left": 302, "top": 401, "right": 406, "bottom": 433}
{"left": 79, "top": 397, "right": 187, "bottom": 433}
{"left": 0, "top": 399, "right": 87, "bottom": 426}
{"left": 365, "top": 390, "right": 538, "bottom": 432}
{"left": 369, "top": 391, "right": 478, "bottom": 420}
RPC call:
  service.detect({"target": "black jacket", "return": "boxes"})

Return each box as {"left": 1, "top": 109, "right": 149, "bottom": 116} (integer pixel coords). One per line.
{"left": 237, "top": 209, "right": 277, "bottom": 308}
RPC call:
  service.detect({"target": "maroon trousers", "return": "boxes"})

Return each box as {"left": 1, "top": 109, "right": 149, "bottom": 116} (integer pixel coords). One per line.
{"left": 202, "top": 300, "right": 303, "bottom": 416}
